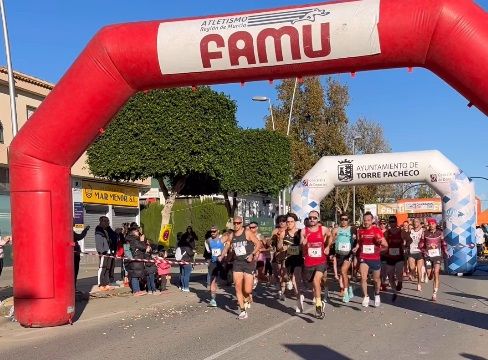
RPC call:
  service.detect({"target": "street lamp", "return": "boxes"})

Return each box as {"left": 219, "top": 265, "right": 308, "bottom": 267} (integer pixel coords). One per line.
{"left": 352, "top": 135, "right": 362, "bottom": 224}
{"left": 252, "top": 96, "right": 275, "bottom": 131}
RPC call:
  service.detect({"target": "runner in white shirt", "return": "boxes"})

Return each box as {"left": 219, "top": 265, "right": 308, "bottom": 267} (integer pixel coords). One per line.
{"left": 407, "top": 218, "right": 425, "bottom": 291}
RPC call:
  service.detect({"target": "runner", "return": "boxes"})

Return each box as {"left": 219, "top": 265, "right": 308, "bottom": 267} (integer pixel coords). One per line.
{"left": 331, "top": 214, "right": 356, "bottom": 303}
{"left": 301, "top": 210, "right": 330, "bottom": 319}
{"left": 384, "top": 215, "right": 405, "bottom": 302}
{"left": 271, "top": 215, "right": 288, "bottom": 300}
{"left": 378, "top": 219, "right": 389, "bottom": 291}
{"left": 419, "top": 218, "right": 448, "bottom": 301}
{"left": 407, "top": 218, "right": 425, "bottom": 291}
{"left": 354, "top": 212, "right": 388, "bottom": 308}
{"left": 248, "top": 222, "right": 261, "bottom": 290}
{"left": 205, "top": 226, "right": 225, "bottom": 307}
{"left": 221, "top": 216, "right": 261, "bottom": 319}
{"left": 283, "top": 213, "right": 305, "bottom": 313}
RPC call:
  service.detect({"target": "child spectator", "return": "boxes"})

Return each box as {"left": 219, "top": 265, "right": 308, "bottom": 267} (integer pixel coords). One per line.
{"left": 144, "top": 248, "right": 158, "bottom": 294}
{"left": 155, "top": 250, "right": 171, "bottom": 292}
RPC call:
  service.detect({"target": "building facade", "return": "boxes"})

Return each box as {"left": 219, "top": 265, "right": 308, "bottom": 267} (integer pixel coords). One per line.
{"left": 0, "top": 68, "right": 150, "bottom": 256}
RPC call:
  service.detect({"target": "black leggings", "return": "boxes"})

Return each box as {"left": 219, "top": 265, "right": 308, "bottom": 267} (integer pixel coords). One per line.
{"left": 0, "top": 258, "right": 3, "bottom": 277}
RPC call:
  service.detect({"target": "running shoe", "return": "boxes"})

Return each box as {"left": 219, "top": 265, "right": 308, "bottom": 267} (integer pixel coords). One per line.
{"left": 432, "top": 292, "right": 437, "bottom": 302}
{"left": 209, "top": 299, "right": 217, "bottom": 307}
{"left": 315, "top": 304, "right": 325, "bottom": 319}
{"left": 374, "top": 294, "right": 381, "bottom": 307}
{"left": 362, "top": 296, "right": 370, "bottom": 307}
{"left": 295, "top": 294, "right": 304, "bottom": 313}
{"left": 348, "top": 286, "right": 354, "bottom": 299}
{"left": 238, "top": 311, "right": 248, "bottom": 320}
{"left": 278, "top": 291, "right": 285, "bottom": 301}
{"left": 342, "top": 292, "right": 350, "bottom": 303}
{"left": 417, "top": 284, "right": 422, "bottom": 292}
{"left": 182, "top": 288, "right": 190, "bottom": 293}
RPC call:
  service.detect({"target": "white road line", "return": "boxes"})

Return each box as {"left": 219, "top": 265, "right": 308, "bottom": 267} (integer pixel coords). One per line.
{"left": 202, "top": 307, "right": 313, "bottom": 360}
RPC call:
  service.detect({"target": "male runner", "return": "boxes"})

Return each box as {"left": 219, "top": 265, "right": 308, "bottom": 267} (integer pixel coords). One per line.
{"left": 331, "top": 214, "right": 356, "bottom": 303}
{"left": 301, "top": 210, "right": 330, "bottom": 318}
{"left": 271, "top": 215, "right": 288, "bottom": 300}
{"left": 419, "top": 218, "right": 448, "bottom": 301}
{"left": 384, "top": 215, "right": 405, "bottom": 302}
{"left": 206, "top": 226, "right": 225, "bottom": 307}
{"left": 221, "top": 216, "right": 261, "bottom": 319}
{"left": 354, "top": 212, "right": 388, "bottom": 308}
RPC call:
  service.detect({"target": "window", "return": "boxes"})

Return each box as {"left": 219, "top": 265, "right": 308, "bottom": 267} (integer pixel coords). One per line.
{"left": 0, "top": 122, "right": 3, "bottom": 144}
{"left": 26, "top": 106, "right": 37, "bottom": 120}
{"left": 0, "top": 167, "right": 9, "bottom": 193}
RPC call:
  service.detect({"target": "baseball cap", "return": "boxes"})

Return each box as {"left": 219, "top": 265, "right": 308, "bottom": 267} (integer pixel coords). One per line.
{"left": 427, "top": 218, "right": 437, "bottom": 225}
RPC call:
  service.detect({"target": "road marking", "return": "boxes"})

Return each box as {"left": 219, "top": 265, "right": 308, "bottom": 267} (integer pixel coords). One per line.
{"left": 202, "top": 307, "right": 313, "bottom": 360}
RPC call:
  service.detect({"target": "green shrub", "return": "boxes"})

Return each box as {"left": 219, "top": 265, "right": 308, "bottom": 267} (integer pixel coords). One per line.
{"left": 140, "top": 202, "right": 163, "bottom": 244}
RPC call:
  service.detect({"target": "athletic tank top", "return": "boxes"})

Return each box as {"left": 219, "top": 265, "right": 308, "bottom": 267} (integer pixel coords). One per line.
{"left": 285, "top": 230, "right": 301, "bottom": 257}
{"left": 423, "top": 229, "right": 444, "bottom": 258}
{"left": 385, "top": 228, "right": 404, "bottom": 261}
{"left": 335, "top": 226, "right": 353, "bottom": 255}
{"left": 409, "top": 229, "right": 423, "bottom": 254}
{"left": 208, "top": 238, "right": 225, "bottom": 263}
{"left": 232, "top": 230, "right": 255, "bottom": 262}
{"left": 304, "top": 225, "right": 326, "bottom": 267}
{"left": 358, "top": 226, "right": 383, "bottom": 261}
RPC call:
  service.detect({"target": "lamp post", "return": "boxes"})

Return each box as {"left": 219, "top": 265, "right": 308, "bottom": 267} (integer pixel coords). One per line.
{"left": 252, "top": 96, "right": 275, "bottom": 131}
{"left": 352, "top": 135, "right": 362, "bottom": 224}
{"left": 0, "top": 0, "right": 18, "bottom": 137}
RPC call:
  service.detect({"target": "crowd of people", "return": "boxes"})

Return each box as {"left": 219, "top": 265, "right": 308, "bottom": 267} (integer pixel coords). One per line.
{"left": 203, "top": 211, "right": 452, "bottom": 320}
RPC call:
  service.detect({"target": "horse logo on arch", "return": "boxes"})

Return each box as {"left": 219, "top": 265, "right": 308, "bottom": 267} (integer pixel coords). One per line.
{"left": 291, "top": 8, "right": 330, "bottom": 24}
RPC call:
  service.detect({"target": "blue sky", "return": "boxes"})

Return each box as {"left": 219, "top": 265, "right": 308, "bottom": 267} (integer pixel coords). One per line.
{"left": 2, "top": 0, "right": 488, "bottom": 206}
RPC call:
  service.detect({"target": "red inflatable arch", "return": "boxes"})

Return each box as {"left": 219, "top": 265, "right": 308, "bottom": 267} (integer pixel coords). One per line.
{"left": 9, "top": 0, "right": 488, "bottom": 327}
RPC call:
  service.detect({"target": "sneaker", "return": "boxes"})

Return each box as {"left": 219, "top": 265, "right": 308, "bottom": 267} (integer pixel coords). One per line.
{"left": 295, "top": 295, "right": 304, "bottom": 313}
{"left": 362, "top": 296, "right": 370, "bottom": 307}
{"left": 432, "top": 292, "right": 437, "bottom": 302}
{"left": 374, "top": 294, "right": 381, "bottom": 308}
{"left": 209, "top": 299, "right": 217, "bottom": 307}
{"left": 417, "top": 284, "right": 422, "bottom": 292}
{"left": 315, "top": 304, "right": 324, "bottom": 319}
{"left": 348, "top": 286, "right": 354, "bottom": 299}
{"left": 278, "top": 291, "right": 285, "bottom": 301}
{"left": 286, "top": 280, "right": 293, "bottom": 291}
{"left": 342, "top": 292, "right": 350, "bottom": 303}
{"left": 238, "top": 311, "right": 248, "bottom": 320}
{"left": 396, "top": 282, "right": 403, "bottom": 292}
{"left": 182, "top": 288, "right": 190, "bottom": 293}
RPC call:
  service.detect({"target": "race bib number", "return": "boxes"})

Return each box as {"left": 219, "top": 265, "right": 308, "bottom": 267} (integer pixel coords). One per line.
{"left": 338, "top": 243, "right": 351, "bottom": 252}
{"left": 212, "top": 248, "right": 222, "bottom": 257}
{"left": 287, "top": 246, "right": 300, "bottom": 256}
{"left": 362, "top": 245, "right": 375, "bottom": 254}
{"left": 233, "top": 244, "right": 247, "bottom": 256}
{"left": 389, "top": 248, "right": 400, "bottom": 256}
{"left": 428, "top": 248, "right": 441, "bottom": 257}
{"left": 308, "top": 247, "right": 322, "bottom": 258}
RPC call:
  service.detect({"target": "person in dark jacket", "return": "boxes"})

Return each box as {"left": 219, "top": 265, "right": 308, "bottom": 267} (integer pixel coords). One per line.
{"left": 144, "top": 248, "right": 158, "bottom": 294}
{"left": 128, "top": 227, "right": 149, "bottom": 296}
{"left": 177, "top": 226, "right": 196, "bottom": 292}
{"left": 73, "top": 224, "right": 90, "bottom": 287}
{"left": 95, "top": 216, "right": 112, "bottom": 291}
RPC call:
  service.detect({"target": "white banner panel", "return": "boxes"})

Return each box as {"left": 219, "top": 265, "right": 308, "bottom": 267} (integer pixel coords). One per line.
{"left": 157, "top": 0, "right": 380, "bottom": 74}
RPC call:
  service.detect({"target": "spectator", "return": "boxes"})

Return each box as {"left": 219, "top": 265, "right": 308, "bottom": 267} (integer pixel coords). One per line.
{"left": 128, "top": 227, "right": 148, "bottom": 296}
{"left": 145, "top": 247, "right": 158, "bottom": 294}
{"left": 106, "top": 225, "right": 119, "bottom": 286}
{"left": 0, "top": 235, "right": 12, "bottom": 278}
{"left": 155, "top": 249, "right": 171, "bottom": 291}
{"left": 177, "top": 225, "right": 196, "bottom": 292}
{"left": 73, "top": 225, "right": 90, "bottom": 287}
{"left": 476, "top": 225, "right": 485, "bottom": 256}
{"left": 95, "top": 216, "right": 113, "bottom": 291}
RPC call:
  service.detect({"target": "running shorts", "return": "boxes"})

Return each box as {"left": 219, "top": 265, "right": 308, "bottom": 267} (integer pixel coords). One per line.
{"left": 305, "top": 263, "right": 327, "bottom": 282}
{"left": 336, "top": 254, "right": 353, "bottom": 268}
{"left": 424, "top": 256, "right": 442, "bottom": 268}
{"left": 233, "top": 261, "right": 256, "bottom": 275}
{"left": 285, "top": 255, "right": 304, "bottom": 274}
{"left": 208, "top": 261, "right": 224, "bottom": 278}
{"left": 408, "top": 252, "right": 422, "bottom": 261}
{"left": 359, "top": 258, "right": 381, "bottom": 271}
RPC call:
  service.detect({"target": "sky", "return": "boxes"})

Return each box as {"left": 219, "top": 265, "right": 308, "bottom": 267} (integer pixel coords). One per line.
{"left": 2, "top": 0, "right": 488, "bottom": 206}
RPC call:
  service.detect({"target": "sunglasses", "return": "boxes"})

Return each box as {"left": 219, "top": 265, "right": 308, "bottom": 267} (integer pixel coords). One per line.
{"left": 233, "top": 222, "right": 242, "bottom": 225}
{"left": 249, "top": 226, "right": 257, "bottom": 229}
{"left": 340, "top": 218, "right": 348, "bottom": 221}
{"left": 309, "top": 216, "right": 318, "bottom": 220}
{"left": 211, "top": 230, "right": 218, "bottom": 233}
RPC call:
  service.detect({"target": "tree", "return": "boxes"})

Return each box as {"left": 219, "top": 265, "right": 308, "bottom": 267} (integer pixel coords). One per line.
{"left": 87, "top": 86, "right": 237, "bottom": 227}
{"left": 219, "top": 129, "right": 292, "bottom": 217}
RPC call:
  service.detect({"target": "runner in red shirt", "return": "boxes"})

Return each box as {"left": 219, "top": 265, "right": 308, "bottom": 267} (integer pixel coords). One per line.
{"left": 419, "top": 218, "right": 448, "bottom": 301}
{"left": 384, "top": 215, "right": 405, "bottom": 302}
{"left": 353, "top": 212, "right": 388, "bottom": 308}
{"left": 300, "top": 210, "right": 331, "bottom": 319}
